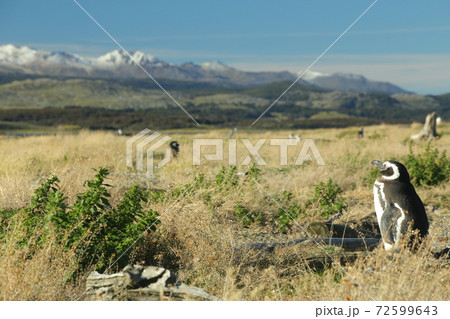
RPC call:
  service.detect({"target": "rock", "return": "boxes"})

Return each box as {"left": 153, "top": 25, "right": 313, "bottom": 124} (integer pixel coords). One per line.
{"left": 85, "top": 265, "right": 221, "bottom": 301}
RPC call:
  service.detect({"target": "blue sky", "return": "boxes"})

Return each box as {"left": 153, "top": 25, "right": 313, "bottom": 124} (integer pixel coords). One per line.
{"left": 1, "top": 0, "right": 450, "bottom": 94}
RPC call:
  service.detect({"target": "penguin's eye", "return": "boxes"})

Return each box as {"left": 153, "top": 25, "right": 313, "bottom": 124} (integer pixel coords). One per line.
{"left": 381, "top": 167, "right": 394, "bottom": 176}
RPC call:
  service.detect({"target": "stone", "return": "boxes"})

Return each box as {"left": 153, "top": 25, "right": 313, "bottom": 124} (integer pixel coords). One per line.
{"left": 85, "top": 265, "right": 221, "bottom": 301}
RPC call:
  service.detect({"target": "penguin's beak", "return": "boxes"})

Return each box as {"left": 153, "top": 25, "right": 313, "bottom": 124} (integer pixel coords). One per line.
{"left": 371, "top": 160, "right": 386, "bottom": 171}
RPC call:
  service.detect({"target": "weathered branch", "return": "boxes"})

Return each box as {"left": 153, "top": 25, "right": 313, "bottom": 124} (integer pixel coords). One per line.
{"left": 411, "top": 112, "right": 439, "bottom": 140}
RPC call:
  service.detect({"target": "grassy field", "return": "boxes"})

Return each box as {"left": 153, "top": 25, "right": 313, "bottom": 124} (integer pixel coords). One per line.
{"left": 0, "top": 122, "right": 448, "bottom": 300}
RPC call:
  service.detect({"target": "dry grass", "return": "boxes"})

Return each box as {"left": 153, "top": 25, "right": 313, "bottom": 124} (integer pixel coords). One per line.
{"left": 0, "top": 122, "right": 449, "bottom": 300}
{"left": 0, "top": 214, "right": 83, "bottom": 300}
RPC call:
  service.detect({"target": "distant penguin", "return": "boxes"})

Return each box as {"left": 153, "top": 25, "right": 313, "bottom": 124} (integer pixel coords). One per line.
{"left": 371, "top": 160, "right": 429, "bottom": 250}
{"left": 358, "top": 127, "right": 364, "bottom": 138}
{"left": 170, "top": 141, "right": 180, "bottom": 157}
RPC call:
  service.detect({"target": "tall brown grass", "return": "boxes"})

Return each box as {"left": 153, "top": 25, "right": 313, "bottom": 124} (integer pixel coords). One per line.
{"left": 0, "top": 123, "right": 448, "bottom": 300}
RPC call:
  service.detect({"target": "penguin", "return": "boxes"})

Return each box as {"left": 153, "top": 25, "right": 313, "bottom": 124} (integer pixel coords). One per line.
{"left": 169, "top": 141, "right": 180, "bottom": 157}
{"left": 358, "top": 127, "right": 364, "bottom": 138}
{"left": 371, "top": 160, "right": 429, "bottom": 251}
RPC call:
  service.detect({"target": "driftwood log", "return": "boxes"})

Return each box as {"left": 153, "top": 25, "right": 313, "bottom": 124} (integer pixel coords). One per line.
{"left": 239, "top": 238, "right": 380, "bottom": 271}
{"left": 411, "top": 112, "right": 439, "bottom": 140}
{"left": 245, "top": 237, "right": 380, "bottom": 253}
{"left": 244, "top": 221, "right": 381, "bottom": 252}
{"left": 85, "top": 265, "right": 221, "bottom": 301}
{"left": 307, "top": 222, "right": 381, "bottom": 239}
{"left": 238, "top": 220, "right": 382, "bottom": 270}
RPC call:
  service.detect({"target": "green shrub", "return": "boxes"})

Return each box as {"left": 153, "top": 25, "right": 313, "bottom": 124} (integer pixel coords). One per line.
{"left": 234, "top": 204, "right": 262, "bottom": 226}
{"left": 405, "top": 143, "right": 450, "bottom": 186}
{"left": 0, "top": 208, "right": 17, "bottom": 240}
{"left": 97, "top": 185, "right": 160, "bottom": 270}
{"left": 2, "top": 168, "right": 160, "bottom": 272}
{"left": 216, "top": 165, "right": 238, "bottom": 188}
{"left": 71, "top": 169, "right": 160, "bottom": 271}
{"left": 21, "top": 175, "right": 68, "bottom": 247}
{"left": 306, "top": 179, "right": 347, "bottom": 218}
{"left": 272, "top": 191, "right": 305, "bottom": 233}
{"left": 276, "top": 202, "right": 304, "bottom": 233}
{"left": 247, "top": 162, "right": 261, "bottom": 180}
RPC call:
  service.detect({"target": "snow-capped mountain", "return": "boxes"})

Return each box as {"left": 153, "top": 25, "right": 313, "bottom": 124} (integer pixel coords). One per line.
{"left": 0, "top": 44, "right": 297, "bottom": 86}
{"left": 0, "top": 44, "right": 410, "bottom": 93}
{"left": 0, "top": 44, "right": 91, "bottom": 66}
{"left": 301, "top": 70, "right": 329, "bottom": 81}
{"left": 199, "top": 61, "right": 229, "bottom": 72}
{"left": 96, "top": 49, "right": 161, "bottom": 67}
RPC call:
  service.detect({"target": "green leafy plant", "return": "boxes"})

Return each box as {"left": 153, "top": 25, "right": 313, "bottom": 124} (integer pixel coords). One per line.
{"left": 70, "top": 169, "right": 161, "bottom": 271}
{"left": 247, "top": 162, "right": 261, "bottom": 180}
{"left": 306, "top": 179, "right": 347, "bottom": 218}
{"left": 273, "top": 191, "right": 305, "bottom": 233}
{"left": 234, "top": 204, "right": 262, "bottom": 226}
{"left": 96, "top": 185, "right": 160, "bottom": 271}
{"left": 0, "top": 208, "right": 18, "bottom": 240}
{"left": 215, "top": 165, "right": 238, "bottom": 188}
{"left": 22, "top": 175, "right": 68, "bottom": 247}
{"left": 405, "top": 143, "right": 450, "bottom": 187}
{"left": 3, "top": 168, "right": 161, "bottom": 272}
{"left": 276, "top": 202, "right": 304, "bottom": 233}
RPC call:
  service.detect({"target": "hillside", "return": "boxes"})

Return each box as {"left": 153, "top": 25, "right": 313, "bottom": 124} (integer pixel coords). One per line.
{"left": 306, "top": 72, "right": 413, "bottom": 94}
{"left": 0, "top": 78, "right": 448, "bottom": 131}
{"left": 0, "top": 78, "right": 172, "bottom": 109}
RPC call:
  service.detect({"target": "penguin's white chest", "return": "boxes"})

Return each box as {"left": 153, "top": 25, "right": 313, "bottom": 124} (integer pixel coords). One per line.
{"left": 373, "top": 181, "right": 386, "bottom": 227}
{"left": 373, "top": 180, "right": 407, "bottom": 250}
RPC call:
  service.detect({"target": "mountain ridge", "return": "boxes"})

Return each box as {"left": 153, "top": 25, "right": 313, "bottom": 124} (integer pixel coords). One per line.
{"left": 0, "top": 44, "right": 410, "bottom": 94}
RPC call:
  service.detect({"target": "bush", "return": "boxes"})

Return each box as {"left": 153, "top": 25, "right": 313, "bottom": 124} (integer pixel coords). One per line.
{"left": 234, "top": 204, "right": 262, "bottom": 226}
{"left": 247, "top": 162, "right": 261, "bottom": 180}
{"left": 215, "top": 165, "right": 238, "bottom": 188}
{"left": 306, "top": 179, "right": 347, "bottom": 218}
{"left": 231, "top": 179, "right": 346, "bottom": 232}
{"left": 405, "top": 143, "right": 450, "bottom": 187}
{"left": 275, "top": 202, "right": 304, "bottom": 233}
{"left": 1, "top": 168, "right": 160, "bottom": 272}
{"left": 273, "top": 190, "right": 305, "bottom": 233}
